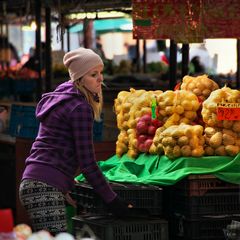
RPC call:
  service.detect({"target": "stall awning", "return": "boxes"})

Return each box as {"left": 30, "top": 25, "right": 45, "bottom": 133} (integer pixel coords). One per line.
{"left": 70, "top": 18, "right": 133, "bottom": 34}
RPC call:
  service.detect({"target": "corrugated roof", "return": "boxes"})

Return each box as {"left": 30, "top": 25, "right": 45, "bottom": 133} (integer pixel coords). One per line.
{"left": 1, "top": 0, "right": 132, "bottom": 14}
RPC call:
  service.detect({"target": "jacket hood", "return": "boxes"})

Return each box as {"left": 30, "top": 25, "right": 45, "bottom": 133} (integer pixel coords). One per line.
{"left": 36, "top": 81, "right": 84, "bottom": 121}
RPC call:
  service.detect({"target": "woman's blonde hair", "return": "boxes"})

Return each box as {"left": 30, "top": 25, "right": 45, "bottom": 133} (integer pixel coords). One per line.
{"left": 74, "top": 80, "right": 103, "bottom": 121}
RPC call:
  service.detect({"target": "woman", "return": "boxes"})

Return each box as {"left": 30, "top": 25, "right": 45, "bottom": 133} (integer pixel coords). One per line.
{"left": 19, "top": 47, "right": 132, "bottom": 234}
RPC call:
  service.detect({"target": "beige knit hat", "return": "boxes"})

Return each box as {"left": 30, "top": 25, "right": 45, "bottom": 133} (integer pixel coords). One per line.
{"left": 63, "top": 47, "right": 104, "bottom": 82}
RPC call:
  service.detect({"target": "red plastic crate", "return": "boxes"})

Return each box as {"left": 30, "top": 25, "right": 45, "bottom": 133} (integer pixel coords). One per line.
{"left": 163, "top": 175, "right": 240, "bottom": 218}
{"left": 173, "top": 175, "right": 239, "bottom": 197}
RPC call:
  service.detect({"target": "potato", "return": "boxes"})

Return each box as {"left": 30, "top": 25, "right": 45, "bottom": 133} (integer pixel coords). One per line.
{"left": 178, "top": 136, "right": 189, "bottom": 146}
{"left": 235, "top": 139, "right": 240, "bottom": 146}
{"left": 192, "top": 125, "right": 204, "bottom": 136}
{"left": 165, "top": 146, "right": 174, "bottom": 159}
{"left": 205, "top": 136, "right": 210, "bottom": 145}
{"left": 128, "top": 119, "right": 137, "bottom": 128}
{"left": 127, "top": 149, "right": 138, "bottom": 159}
{"left": 149, "top": 144, "right": 163, "bottom": 155}
{"left": 181, "top": 100, "right": 193, "bottom": 111}
{"left": 140, "top": 107, "right": 151, "bottom": 115}
{"left": 172, "top": 129, "right": 184, "bottom": 138}
{"left": 179, "top": 117, "right": 191, "bottom": 124}
{"left": 192, "top": 147, "right": 204, "bottom": 157}
{"left": 159, "top": 109, "right": 167, "bottom": 117}
{"left": 189, "top": 136, "right": 199, "bottom": 148}
{"left": 225, "top": 145, "right": 239, "bottom": 156}
{"left": 222, "top": 129, "right": 237, "bottom": 138}
{"left": 215, "top": 146, "right": 226, "bottom": 156}
{"left": 131, "top": 139, "right": 138, "bottom": 148}
{"left": 165, "top": 106, "right": 174, "bottom": 115}
{"left": 209, "top": 132, "right": 223, "bottom": 148}
{"left": 205, "top": 146, "right": 215, "bottom": 156}
{"left": 232, "top": 122, "right": 240, "bottom": 132}
{"left": 222, "top": 134, "right": 235, "bottom": 146}
{"left": 193, "top": 88, "right": 201, "bottom": 96}
{"left": 122, "top": 102, "right": 132, "bottom": 113}
{"left": 174, "top": 105, "right": 185, "bottom": 115}
{"left": 173, "top": 145, "right": 181, "bottom": 158}
{"left": 202, "top": 89, "right": 211, "bottom": 97}
{"left": 181, "top": 145, "right": 192, "bottom": 157}
{"left": 199, "top": 136, "right": 205, "bottom": 145}
{"left": 162, "top": 136, "right": 176, "bottom": 147}
{"left": 204, "top": 127, "right": 216, "bottom": 137}
{"left": 184, "top": 111, "right": 197, "bottom": 120}
{"left": 222, "top": 120, "right": 233, "bottom": 129}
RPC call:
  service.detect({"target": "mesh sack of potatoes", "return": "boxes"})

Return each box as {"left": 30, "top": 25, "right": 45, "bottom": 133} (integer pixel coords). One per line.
{"left": 127, "top": 89, "right": 162, "bottom": 129}
{"left": 204, "top": 127, "right": 240, "bottom": 157}
{"left": 180, "top": 74, "right": 219, "bottom": 102}
{"left": 116, "top": 130, "right": 129, "bottom": 157}
{"left": 150, "top": 123, "right": 205, "bottom": 159}
{"left": 114, "top": 88, "right": 162, "bottom": 158}
{"left": 157, "top": 90, "right": 200, "bottom": 128}
{"left": 114, "top": 90, "right": 131, "bottom": 131}
{"left": 114, "top": 88, "right": 159, "bottom": 131}
{"left": 202, "top": 87, "right": 240, "bottom": 128}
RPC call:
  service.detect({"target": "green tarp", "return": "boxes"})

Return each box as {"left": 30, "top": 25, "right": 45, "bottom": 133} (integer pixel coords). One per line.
{"left": 75, "top": 154, "right": 240, "bottom": 185}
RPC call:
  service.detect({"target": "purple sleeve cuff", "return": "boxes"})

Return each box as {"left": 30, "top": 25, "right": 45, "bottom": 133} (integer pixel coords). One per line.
{"left": 81, "top": 164, "right": 117, "bottom": 203}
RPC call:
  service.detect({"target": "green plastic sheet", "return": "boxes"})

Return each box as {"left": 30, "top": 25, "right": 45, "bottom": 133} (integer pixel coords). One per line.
{"left": 75, "top": 154, "right": 240, "bottom": 185}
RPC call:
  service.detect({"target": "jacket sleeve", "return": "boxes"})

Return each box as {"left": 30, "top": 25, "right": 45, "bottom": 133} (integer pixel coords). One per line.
{"left": 70, "top": 103, "right": 117, "bottom": 203}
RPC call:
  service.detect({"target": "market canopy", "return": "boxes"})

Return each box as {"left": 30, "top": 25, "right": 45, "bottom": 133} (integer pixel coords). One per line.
{"left": 132, "top": 0, "right": 240, "bottom": 43}
{"left": 70, "top": 18, "right": 133, "bottom": 34}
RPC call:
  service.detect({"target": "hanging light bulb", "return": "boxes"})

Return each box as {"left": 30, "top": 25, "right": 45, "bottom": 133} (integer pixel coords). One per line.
{"left": 30, "top": 21, "right": 37, "bottom": 31}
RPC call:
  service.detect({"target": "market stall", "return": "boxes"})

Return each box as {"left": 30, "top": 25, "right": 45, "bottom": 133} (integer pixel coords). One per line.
{"left": 74, "top": 74, "right": 240, "bottom": 239}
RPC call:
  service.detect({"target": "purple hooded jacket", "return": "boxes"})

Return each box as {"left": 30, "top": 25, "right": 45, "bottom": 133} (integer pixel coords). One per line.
{"left": 22, "top": 81, "right": 116, "bottom": 203}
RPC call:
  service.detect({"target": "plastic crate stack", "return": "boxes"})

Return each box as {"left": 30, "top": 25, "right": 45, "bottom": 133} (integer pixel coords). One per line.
{"left": 71, "top": 182, "right": 169, "bottom": 240}
{"left": 8, "top": 104, "right": 103, "bottom": 141}
{"left": 12, "top": 78, "right": 37, "bottom": 98}
{"left": 9, "top": 104, "right": 39, "bottom": 139}
{"left": 165, "top": 175, "right": 240, "bottom": 240}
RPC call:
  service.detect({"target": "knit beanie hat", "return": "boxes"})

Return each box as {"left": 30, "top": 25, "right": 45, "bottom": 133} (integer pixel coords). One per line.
{"left": 63, "top": 47, "right": 104, "bottom": 82}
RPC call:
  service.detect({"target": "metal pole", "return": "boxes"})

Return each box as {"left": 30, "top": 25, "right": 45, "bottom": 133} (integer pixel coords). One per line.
{"left": 35, "top": 0, "right": 42, "bottom": 100}
{"left": 45, "top": 6, "right": 52, "bottom": 92}
{"left": 236, "top": 39, "right": 240, "bottom": 89}
{"left": 169, "top": 40, "right": 177, "bottom": 90}
{"left": 182, "top": 43, "right": 189, "bottom": 78}
{"left": 143, "top": 39, "right": 147, "bottom": 73}
{"left": 5, "top": 23, "right": 9, "bottom": 68}
{"left": 83, "top": 19, "right": 93, "bottom": 48}
{"left": 136, "top": 39, "right": 140, "bottom": 72}
{"left": 67, "top": 26, "right": 70, "bottom": 51}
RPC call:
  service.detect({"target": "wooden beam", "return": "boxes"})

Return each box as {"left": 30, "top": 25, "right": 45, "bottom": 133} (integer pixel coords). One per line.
{"left": 169, "top": 40, "right": 177, "bottom": 90}
{"left": 45, "top": 6, "right": 52, "bottom": 92}
{"left": 236, "top": 39, "right": 240, "bottom": 89}
{"left": 35, "top": 0, "right": 42, "bottom": 100}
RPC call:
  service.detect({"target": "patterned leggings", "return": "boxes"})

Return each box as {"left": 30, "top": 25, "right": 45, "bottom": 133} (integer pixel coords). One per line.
{"left": 19, "top": 179, "right": 67, "bottom": 234}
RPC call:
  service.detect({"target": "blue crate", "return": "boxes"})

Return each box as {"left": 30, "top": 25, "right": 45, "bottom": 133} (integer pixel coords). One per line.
{"left": 13, "top": 79, "right": 37, "bottom": 94}
{"left": 9, "top": 105, "right": 103, "bottom": 140}
{"left": 8, "top": 104, "right": 39, "bottom": 139}
{"left": 0, "top": 78, "right": 12, "bottom": 97}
